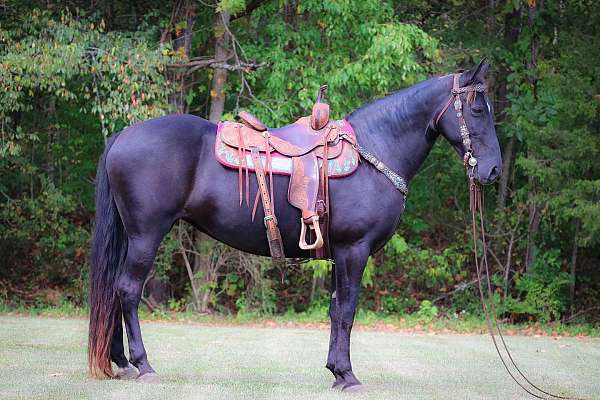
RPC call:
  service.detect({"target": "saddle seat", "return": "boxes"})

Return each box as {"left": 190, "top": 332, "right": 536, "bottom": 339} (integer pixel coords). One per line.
{"left": 215, "top": 85, "right": 358, "bottom": 260}
{"left": 238, "top": 113, "right": 339, "bottom": 156}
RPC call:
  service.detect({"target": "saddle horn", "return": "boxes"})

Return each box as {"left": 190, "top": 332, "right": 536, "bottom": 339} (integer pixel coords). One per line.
{"left": 316, "top": 84, "right": 328, "bottom": 103}
{"left": 311, "top": 84, "right": 330, "bottom": 130}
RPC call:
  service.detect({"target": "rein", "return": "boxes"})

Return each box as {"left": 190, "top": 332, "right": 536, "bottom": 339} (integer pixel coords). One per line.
{"left": 445, "top": 72, "right": 589, "bottom": 400}
{"left": 469, "top": 180, "right": 586, "bottom": 400}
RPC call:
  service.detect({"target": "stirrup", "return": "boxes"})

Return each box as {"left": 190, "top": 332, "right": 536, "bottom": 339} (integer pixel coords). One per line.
{"left": 299, "top": 216, "right": 324, "bottom": 250}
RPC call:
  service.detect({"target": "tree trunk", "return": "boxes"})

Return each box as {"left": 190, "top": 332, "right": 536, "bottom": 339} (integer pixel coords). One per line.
{"left": 45, "top": 97, "right": 56, "bottom": 184}
{"left": 310, "top": 274, "right": 325, "bottom": 305}
{"left": 168, "top": 0, "right": 196, "bottom": 113}
{"left": 524, "top": 186, "right": 540, "bottom": 272}
{"left": 283, "top": 0, "right": 299, "bottom": 26}
{"left": 496, "top": 7, "right": 521, "bottom": 209}
{"left": 208, "top": 11, "right": 231, "bottom": 122}
{"left": 525, "top": 0, "right": 541, "bottom": 272}
{"left": 191, "top": 230, "right": 220, "bottom": 314}
{"left": 184, "top": 10, "right": 233, "bottom": 313}
{"left": 570, "top": 220, "right": 580, "bottom": 314}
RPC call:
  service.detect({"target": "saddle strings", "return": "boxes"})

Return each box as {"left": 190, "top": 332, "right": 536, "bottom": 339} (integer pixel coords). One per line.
{"left": 470, "top": 180, "right": 586, "bottom": 400}
{"left": 266, "top": 133, "right": 275, "bottom": 217}
{"left": 236, "top": 126, "right": 244, "bottom": 206}
{"left": 235, "top": 125, "right": 251, "bottom": 207}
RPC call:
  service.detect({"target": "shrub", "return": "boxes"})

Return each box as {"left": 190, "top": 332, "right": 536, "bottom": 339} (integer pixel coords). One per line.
{"left": 504, "top": 250, "right": 570, "bottom": 322}
{"left": 417, "top": 300, "right": 439, "bottom": 323}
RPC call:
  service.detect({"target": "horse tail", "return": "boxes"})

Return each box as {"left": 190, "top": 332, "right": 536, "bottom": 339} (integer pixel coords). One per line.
{"left": 88, "top": 134, "right": 127, "bottom": 379}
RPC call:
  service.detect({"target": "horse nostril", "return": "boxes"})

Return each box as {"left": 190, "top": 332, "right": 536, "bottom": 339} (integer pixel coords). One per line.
{"left": 488, "top": 166, "right": 500, "bottom": 182}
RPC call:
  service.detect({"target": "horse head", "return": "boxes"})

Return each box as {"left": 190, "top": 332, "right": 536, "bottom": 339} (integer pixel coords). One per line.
{"left": 435, "top": 59, "right": 503, "bottom": 184}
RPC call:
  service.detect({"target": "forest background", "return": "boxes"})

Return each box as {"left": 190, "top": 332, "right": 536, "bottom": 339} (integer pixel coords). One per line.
{"left": 1, "top": 0, "right": 599, "bottom": 328}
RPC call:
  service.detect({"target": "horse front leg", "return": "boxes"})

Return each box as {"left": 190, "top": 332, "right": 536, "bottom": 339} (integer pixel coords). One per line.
{"left": 328, "top": 244, "right": 369, "bottom": 391}
{"left": 326, "top": 261, "right": 346, "bottom": 388}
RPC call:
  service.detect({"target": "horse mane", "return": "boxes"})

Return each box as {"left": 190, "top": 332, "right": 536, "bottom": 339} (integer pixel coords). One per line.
{"left": 347, "top": 76, "right": 448, "bottom": 138}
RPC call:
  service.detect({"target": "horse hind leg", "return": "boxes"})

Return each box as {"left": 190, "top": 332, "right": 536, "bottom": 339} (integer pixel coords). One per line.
{"left": 116, "top": 233, "right": 164, "bottom": 383}
{"left": 110, "top": 304, "right": 139, "bottom": 379}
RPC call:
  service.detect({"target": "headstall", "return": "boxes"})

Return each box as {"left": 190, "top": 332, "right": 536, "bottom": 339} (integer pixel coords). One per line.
{"left": 435, "top": 73, "right": 486, "bottom": 177}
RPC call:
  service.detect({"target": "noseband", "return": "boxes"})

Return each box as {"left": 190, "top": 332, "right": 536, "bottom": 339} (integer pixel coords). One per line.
{"left": 434, "top": 74, "right": 486, "bottom": 175}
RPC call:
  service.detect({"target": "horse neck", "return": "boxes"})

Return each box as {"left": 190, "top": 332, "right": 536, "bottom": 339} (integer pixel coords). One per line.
{"left": 347, "top": 76, "right": 452, "bottom": 182}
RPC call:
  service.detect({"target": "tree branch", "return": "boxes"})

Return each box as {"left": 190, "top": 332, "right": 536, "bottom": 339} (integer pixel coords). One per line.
{"left": 168, "top": 59, "right": 269, "bottom": 75}
{"left": 209, "top": 61, "right": 268, "bottom": 72}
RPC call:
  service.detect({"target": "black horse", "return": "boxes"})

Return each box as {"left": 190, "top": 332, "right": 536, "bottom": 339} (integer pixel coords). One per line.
{"left": 88, "top": 60, "right": 502, "bottom": 390}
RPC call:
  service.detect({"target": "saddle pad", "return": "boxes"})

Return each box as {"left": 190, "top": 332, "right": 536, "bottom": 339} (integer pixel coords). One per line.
{"left": 215, "top": 119, "right": 359, "bottom": 178}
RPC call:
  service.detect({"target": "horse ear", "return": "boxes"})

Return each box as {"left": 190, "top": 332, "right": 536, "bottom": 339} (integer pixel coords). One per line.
{"left": 465, "top": 57, "right": 489, "bottom": 84}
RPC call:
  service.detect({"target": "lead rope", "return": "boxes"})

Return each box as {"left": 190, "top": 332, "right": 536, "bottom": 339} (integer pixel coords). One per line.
{"left": 470, "top": 178, "right": 588, "bottom": 400}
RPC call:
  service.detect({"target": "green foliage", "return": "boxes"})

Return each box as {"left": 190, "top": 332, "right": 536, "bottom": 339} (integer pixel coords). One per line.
{"left": 416, "top": 300, "right": 438, "bottom": 323}
{"left": 0, "top": 8, "right": 174, "bottom": 305}
{"left": 236, "top": 0, "right": 439, "bottom": 125}
{"left": 217, "top": 0, "right": 246, "bottom": 15}
{"left": 0, "top": 10, "right": 173, "bottom": 148}
{"left": 0, "top": 1, "right": 599, "bottom": 326}
{"left": 504, "top": 250, "right": 570, "bottom": 322}
{"left": 381, "top": 295, "right": 416, "bottom": 314}
{"left": 303, "top": 260, "right": 331, "bottom": 279}
{"left": 236, "top": 261, "right": 277, "bottom": 316}
{"left": 0, "top": 181, "right": 88, "bottom": 303}
{"left": 386, "top": 234, "right": 467, "bottom": 292}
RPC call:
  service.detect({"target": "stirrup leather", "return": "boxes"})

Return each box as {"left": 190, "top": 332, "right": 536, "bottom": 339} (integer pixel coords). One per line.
{"left": 299, "top": 215, "right": 324, "bottom": 250}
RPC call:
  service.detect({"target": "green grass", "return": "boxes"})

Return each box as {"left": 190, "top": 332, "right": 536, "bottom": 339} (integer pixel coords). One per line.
{"left": 1, "top": 315, "right": 599, "bottom": 400}
{"left": 2, "top": 302, "right": 599, "bottom": 337}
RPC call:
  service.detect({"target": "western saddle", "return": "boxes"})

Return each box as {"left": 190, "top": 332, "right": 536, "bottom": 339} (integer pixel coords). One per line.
{"left": 216, "top": 85, "right": 359, "bottom": 260}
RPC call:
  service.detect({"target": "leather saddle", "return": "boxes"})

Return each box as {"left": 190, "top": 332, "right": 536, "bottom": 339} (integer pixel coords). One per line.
{"left": 215, "top": 85, "right": 359, "bottom": 260}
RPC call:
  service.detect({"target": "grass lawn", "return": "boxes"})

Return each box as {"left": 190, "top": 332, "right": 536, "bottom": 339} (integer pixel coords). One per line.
{"left": 0, "top": 315, "right": 598, "bottom": 400}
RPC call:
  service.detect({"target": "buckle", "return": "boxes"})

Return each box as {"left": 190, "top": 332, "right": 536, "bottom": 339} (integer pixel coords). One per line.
{"left": 264, "top": 215, "right": 277, "bottom": 228}
{"left": 316, "top": 199, "right": 327, "bottom": 214}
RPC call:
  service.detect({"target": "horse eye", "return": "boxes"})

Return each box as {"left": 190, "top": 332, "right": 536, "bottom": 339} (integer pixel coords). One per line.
{"left": 472, "top": 107, "right": 484, "bottom": 115}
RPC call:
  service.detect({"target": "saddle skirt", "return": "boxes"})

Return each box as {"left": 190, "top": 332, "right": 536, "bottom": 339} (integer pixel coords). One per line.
{"left": 215, "top": 118, "right": 358, "bottom": 177}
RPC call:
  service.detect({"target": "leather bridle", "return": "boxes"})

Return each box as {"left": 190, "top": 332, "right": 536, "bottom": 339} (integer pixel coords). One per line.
{"left": 435, "top": 73, "right": 486, "bottom": 176}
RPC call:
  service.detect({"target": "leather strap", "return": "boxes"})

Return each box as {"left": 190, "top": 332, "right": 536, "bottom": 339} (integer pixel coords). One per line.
{"left": 434, "top": 74, "right": 485, "bottom": 169}
{"left": 312, "top": 129, "right": 331, "bottom": 259}
{"left": 250, "top": 146, "right": 285, "bottom": 259}
{"left": 470, "top": 179, "right": 584, "bottom": 400}
{"left": 236, "top": 125, "right": 250, "bottom": 206}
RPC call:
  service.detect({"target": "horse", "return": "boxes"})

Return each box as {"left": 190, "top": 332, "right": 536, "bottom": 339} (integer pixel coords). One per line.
{"left": 88, "top": 59, "right": 502, "bottom": 390}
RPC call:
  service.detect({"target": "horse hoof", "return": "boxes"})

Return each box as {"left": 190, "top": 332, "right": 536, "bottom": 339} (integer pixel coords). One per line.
{"left": 136, "top": 372, "right": 160, "bottom": 384}
{"left": 114, "top": 363, "right": 139, "bottom": 380}
{"left": 342, "top": 383, "right": 365, "bottom": 393}
{"left": 331, "top": 376, "right": 345, "bottom": 390}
